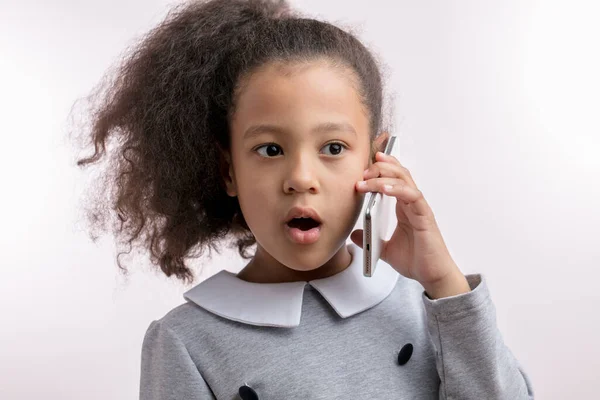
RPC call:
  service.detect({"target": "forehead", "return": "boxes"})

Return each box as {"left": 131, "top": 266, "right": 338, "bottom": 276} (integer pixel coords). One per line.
{"left": 230, "top": 60, "right": 369, "bottom": 135}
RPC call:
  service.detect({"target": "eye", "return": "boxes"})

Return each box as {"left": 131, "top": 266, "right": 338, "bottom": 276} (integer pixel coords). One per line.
{"left": 254, "top": 142, "right": 347, "bottom": 158}
{"left": 255, "top": 143, "right": 282, "bottom": 157}
{"left": 322, "top": 142, "right": 346, "bottom": 156}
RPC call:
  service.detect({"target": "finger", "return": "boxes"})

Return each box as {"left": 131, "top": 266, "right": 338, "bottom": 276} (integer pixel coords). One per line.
{"left": 375, "top": 151, "right": 403, "bottom": 167}
{"left": 383, "top": 183, "right": 431, "bottom": 217}
{"left": 365, "top": 157, "right": 417, "bottom": 188}
{"left": 364, "top": 161, "right": 404, "bottom": 179}
{"left": 384, "top": 185, "right": 433, "bottom": 217}
{"left": 356, "top": 178, "right": 429, "bottom": 217}
{"left": 356, "top": 177, "right": 404, "bottom": 194}
{"left": 374, "top": 151, "right": 413, "bottom": 176}
{"left": 350, "top": 229, "right": 363, "bottom": 249}
{"left": 375, "top": 152, "right": 415, "bottom": 182}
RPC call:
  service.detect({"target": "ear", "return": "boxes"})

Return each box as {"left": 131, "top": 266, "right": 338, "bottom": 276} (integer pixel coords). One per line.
{"left": 218, "top": 148, "right": 237, "bottom": 197}
{"left": 370, "top": 132, "right": 390, "bottom": 163}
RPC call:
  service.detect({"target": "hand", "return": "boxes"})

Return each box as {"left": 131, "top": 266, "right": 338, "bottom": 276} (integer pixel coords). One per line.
{"left": 351, "top": 151, "right": 471, "bottom": 299}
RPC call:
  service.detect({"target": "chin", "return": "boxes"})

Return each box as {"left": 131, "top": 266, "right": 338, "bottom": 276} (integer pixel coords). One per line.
{"left": 280, "top": 253, "right": 326, "bottom": 272}
{"left": 279, "top": 240, "right": 346, "bottom": 272}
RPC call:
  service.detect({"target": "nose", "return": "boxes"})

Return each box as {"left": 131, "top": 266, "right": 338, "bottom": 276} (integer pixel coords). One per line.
{"left": 282, "top": 152, "right": 320, "bottom": 194}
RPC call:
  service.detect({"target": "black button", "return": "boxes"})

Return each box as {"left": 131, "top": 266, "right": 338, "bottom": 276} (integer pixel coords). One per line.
{"left": 397, "top": 343, "right": 413, "bottom": 365}
{"left": 239, "top": 385, "right": 259, "bottom": 400}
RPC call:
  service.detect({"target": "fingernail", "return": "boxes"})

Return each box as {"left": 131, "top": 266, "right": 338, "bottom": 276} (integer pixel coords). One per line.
{"left": 357, "top": 181, "right": 366, "bottom": 188}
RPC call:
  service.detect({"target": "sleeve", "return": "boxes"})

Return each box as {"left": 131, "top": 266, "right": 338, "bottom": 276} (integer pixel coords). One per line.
{"left": 140, "top": 320, "right": 216, "bottom": 400}
{"left": 422, "top": 274, "right": 535, "bottom": 400}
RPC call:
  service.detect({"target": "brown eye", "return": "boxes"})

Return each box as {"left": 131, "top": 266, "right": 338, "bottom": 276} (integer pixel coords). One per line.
{"left": 256, "top": 143, "right": 282, "bottom": 157}
{"left": 322, "top": 142, "right": 346, "bottom": 156}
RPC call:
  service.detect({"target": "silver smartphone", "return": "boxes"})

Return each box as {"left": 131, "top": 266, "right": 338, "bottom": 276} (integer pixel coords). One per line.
{"left": 363, "top": 135, "right": 397, "bottom": 277}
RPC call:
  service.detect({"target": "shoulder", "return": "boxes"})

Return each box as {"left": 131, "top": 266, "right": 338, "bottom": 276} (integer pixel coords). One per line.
{"left": 144, "top": 300, "right": 229, "bottom": 344}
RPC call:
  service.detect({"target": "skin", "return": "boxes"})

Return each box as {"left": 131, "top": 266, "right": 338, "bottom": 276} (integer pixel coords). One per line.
{"left": 222, "top": 59, "right": 386, "bottom": 283}
{"left": 222, "top": 59, "right": 471, "bottom": 298}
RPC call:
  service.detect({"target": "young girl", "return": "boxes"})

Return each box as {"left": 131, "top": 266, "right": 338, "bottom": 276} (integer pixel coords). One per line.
{"left": 76, "top": 0, "right": 535, "bottom": 398}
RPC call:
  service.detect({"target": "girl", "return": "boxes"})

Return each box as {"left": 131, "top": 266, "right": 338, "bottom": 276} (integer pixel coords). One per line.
{"left": 75, "top": 0, "right": 535, "bottom": 398}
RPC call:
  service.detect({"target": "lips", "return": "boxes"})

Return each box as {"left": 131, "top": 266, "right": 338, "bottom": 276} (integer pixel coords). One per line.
{"left": 284, "top": 206, "right": 322, "bottom": 226}
{"left": 287, "top": 217, "right": 320, "bottom": 231}
{"left": 284, "top": 206, "right": 322, "bottom": 244}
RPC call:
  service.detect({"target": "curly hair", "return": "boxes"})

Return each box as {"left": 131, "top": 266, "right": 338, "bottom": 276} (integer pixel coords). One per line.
{"left": 72, "top": 0, "right": 392, "bottom": 284}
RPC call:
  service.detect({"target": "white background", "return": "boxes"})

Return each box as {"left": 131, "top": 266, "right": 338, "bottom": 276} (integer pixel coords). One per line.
{"left": 1, "top": 0, "right": 599, "bottom": 399}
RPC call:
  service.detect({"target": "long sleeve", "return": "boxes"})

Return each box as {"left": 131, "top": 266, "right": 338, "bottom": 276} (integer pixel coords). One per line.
{"left": 422, "top": 274, "right": 535, "bottom": 400}
{"left": 140, "top": 320, "right": 216, "bottom": 400}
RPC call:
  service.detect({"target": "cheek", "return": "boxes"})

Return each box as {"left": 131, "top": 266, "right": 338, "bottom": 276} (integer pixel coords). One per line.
{"left": 237, "top": 170, "right": 273, "bottom": 199}
{"left": 325, "top": 168, "right": 363, "bottom": 204}
{"left": 234, "top": 171, "right": 276, "bottom": 225}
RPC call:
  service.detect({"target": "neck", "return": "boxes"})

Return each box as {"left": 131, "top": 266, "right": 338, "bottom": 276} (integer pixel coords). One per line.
{"left": 236, "top": 243, "right": 353, "bottom": 283}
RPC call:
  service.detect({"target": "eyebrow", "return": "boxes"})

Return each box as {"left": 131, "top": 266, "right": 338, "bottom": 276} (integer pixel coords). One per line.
{"left": 243, "top": 122, "right": 357, "bottom": 140}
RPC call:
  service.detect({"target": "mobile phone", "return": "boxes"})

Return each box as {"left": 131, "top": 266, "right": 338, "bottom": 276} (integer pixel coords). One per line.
{"left": 363, "top": 135, "right": 397, "bottom": 277}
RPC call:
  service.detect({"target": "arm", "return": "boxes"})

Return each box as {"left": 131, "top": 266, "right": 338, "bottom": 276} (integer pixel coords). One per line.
{"left": 422, "top": 274, "right": 535, "bottom": 400}
{"left": 140, "top": 320, "right": 216, "bottom": 400}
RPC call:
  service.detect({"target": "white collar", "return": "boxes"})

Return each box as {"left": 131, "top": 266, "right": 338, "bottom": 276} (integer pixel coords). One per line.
{"left": 183, "top": 243, "right": 399, "bottom": 328}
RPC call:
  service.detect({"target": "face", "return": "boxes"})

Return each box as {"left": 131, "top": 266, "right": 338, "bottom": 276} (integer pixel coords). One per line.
{"left": 223, "top": 60, "right": 384, "bottom": 276}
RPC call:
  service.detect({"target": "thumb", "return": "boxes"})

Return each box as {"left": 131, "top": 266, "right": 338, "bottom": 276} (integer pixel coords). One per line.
{"left": 350, "top": 229, "right": 363, "bottom": 249}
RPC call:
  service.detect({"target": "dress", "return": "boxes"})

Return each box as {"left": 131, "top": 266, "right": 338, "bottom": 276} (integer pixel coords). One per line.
{"left": 140, "top": 242, "right": 535, "bottom": 399}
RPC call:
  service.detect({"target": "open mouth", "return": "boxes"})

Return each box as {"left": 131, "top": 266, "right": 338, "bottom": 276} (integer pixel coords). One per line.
{"left": 286, "top": 217, "right": 321, "bottom": 231}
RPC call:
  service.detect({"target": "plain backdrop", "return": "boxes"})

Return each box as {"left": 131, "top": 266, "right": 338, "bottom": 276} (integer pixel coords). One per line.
{"left": 1, "top": 0, "right": 599, "bottom": 399}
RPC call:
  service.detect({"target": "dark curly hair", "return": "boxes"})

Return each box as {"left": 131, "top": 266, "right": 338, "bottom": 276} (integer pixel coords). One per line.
{"left": 72, "top": 0, "right": 393, "bottom": 284}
